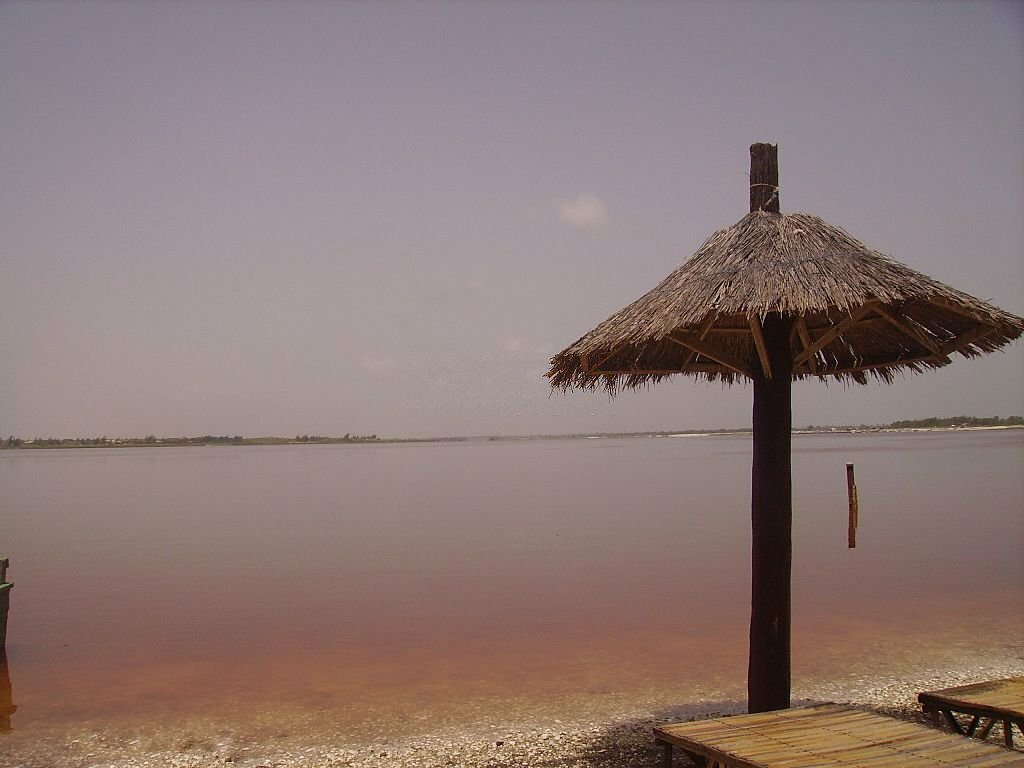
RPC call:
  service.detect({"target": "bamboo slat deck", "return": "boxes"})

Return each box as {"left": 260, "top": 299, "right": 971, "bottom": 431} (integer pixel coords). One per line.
{"left": 919, "top": 677, "right": 1024, "bottom": 749}
{"left": 653, "top": 704, "right": 1024, "bottom": 767}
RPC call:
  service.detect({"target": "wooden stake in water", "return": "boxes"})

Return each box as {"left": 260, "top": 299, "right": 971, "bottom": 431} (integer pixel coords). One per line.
{"left": 846, "top": 464, "right": 858, "bottom": 548}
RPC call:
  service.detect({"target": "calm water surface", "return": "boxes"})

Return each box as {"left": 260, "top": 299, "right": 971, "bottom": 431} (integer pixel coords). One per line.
{"left": 2, "top": 430, "right": 1022, "bottom": 740}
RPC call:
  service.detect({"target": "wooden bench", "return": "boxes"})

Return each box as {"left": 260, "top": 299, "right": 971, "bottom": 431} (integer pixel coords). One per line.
{"left": 654, "top": 703, "right": 1024, "bottom": 767}
{"left": 919, "top": 677, "right": 1024, "bottom": 749}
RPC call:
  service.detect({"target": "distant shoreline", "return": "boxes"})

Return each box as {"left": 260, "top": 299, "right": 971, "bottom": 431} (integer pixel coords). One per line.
{"left": 2, "top": 417, "right": 1020, "bottom": 450}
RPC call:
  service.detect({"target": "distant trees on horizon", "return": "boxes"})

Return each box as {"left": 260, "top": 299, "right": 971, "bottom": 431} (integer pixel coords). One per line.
{"left": 3, "top": 416, "right": 1021, "bottom": 449}
{"left": 2, "top": 433, "right": 382, "bottom": 449}
{"left": 800, "top": 415, "right": 1023, "bottom": 431}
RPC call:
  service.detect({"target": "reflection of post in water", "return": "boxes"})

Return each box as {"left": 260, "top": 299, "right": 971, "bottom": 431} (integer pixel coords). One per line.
{"left": 0, "top": 649, "right": 14, "bottom": 732}
{"left": 0, "top": 558, "right": 9, "bottom": 649}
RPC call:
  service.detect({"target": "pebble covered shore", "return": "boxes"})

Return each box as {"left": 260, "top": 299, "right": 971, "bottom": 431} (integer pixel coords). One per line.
{"left": 4, "top": 653, "right": 1022, "bottom": 768}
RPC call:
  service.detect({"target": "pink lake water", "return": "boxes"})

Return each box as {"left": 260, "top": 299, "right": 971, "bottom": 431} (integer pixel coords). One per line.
{"left": 1, "top": 430, "right": 1022, "bottom": 746}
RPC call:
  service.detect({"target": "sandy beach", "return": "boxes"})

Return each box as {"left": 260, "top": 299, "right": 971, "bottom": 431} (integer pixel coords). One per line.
{"left": 3, "top": 644, "right": 1021, "bottom": 768}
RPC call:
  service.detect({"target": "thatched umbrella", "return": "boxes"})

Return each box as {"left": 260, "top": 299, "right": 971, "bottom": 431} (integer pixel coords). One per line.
{"left": 546, "top": 143, "right": 1024, "bottom": 713}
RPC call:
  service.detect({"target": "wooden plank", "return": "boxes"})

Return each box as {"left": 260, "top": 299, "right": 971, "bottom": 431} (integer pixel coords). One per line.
{"left": 968, "top": 715, "right": 983, "bottom": 737}
{"left": 943, "top": 709, "right": 966, "bottom": 734}
{"left": 667, "top": 330, "right": 756, "bottom": 379}
{"left": 749, "top": 317, "right": 772, "bottom": 379}
{"left": 794, "top": 318, "right": 818, "bottom": 374}
{"left": 873, "top": 304, "right": 941, "bottom": 354}
{"left": 656, "top": 738, "right": 672, "bottom": 768}
{"left": 792, "top": 302, "right": 878, "bottom": 367}
{"left": 682, "top": 315, "right": 721, "bottom": 368}
{"left": 919, "top": 677, "right": 1024, "bottom": 748}
{"left": 938, "top": 324, "right": 995, "bottom": 355}
{"left": 654, "top": 704, "right": 1024, "bottom": 768}
{"left": 919, "top": 677, "right": 1024, "bottom": 716}
{"left": 582, "top": 366, "right": 722, "bottom": 376}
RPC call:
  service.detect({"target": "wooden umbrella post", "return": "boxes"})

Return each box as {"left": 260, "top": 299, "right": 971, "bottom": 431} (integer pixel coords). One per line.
{"left": 750, "top": 143, "right": 780, "bottom": 213}
{"left": 747, "top": 142, "right": 793, "bottom": 714}
{"left": 749, "top": 314, "right": 793, "bottom": 713}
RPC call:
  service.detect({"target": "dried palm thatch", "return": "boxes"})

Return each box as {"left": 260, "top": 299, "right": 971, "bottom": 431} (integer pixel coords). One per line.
{"left": 548, "top": 209, "right": 1024, "bottom": 392}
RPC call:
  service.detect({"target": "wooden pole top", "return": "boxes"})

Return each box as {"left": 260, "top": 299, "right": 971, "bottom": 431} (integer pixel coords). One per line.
{"left": 750, "top": 143, "right": 780, "bottom": 214}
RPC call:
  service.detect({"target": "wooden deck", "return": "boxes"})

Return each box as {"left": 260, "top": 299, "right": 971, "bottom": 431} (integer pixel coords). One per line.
{"left": 653, "top": 703, "right": 1024, "bottom": 767}
{"left": 919, "top": 677, "right": 1024, "bottom": 749}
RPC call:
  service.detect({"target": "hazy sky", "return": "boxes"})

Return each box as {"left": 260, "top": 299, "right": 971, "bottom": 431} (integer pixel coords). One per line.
{"left": 3, "top": 0, "right": 1022, "bottom": 439}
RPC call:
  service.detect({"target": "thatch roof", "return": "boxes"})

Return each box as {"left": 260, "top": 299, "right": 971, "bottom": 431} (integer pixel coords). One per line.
{"left": 548, "top": 210, "right": 1024, "bottom": 392}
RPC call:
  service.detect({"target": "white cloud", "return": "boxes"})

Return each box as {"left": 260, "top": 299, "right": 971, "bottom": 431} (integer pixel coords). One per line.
{"left": 466, "top": 278, "right": 486, "bottom": 292}
{"left": 360, "top": 356, "right": 398, "bottom": 373}
{"left": 553, "top": 194, "right": 608, "bottom": 230}
{"left": 503, "top": 336, "right": 530, "bottom": 354}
